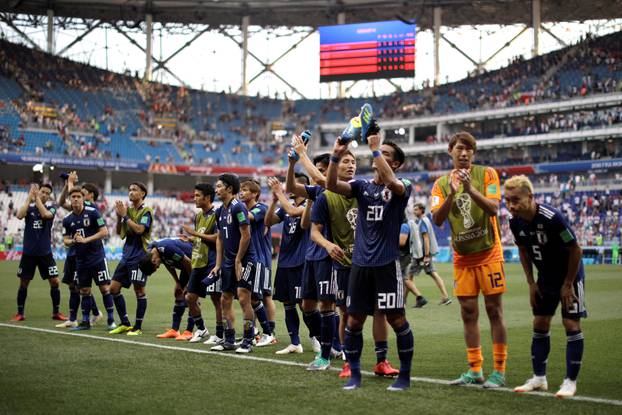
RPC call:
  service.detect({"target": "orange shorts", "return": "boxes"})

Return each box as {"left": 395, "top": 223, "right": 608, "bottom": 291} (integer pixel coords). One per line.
{"left": 453, "top": 261, "right": 507, "bottom": 297}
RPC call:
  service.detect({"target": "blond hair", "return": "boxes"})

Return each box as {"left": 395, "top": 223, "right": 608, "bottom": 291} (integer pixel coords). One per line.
{"left": 504, "top": 175, "right": 534, "bottom": 195}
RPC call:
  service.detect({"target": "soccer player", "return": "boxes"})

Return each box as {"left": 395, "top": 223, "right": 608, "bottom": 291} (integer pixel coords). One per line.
{"left": 139, "top": 237, "right": 195, "bottom": 339}
{"left": 405, "top": 203, "right": 451, "bottom": 306}
{"left": 181, "top": 183, "right": 223, "bottom": 344}
{"left": 209, "top": 174, "right": 257, "bottom": 353}
{"left": 108, "top": 182, "right": 154, "bottom": 336}
{"left": 505, "top": 175, "right": 586, "bottom": 398}
{"left": 326, "top": 135, "right": 414, "bottom": 391}
{"left": 62, "top": 187, "right": 110, "bottom": 330}
{"left": 266, "top": 175, "right": 309, "bottom": 354}
{"left": 430, "top": 131, "right": 508, "bottom": 388}
{"left": 239, "top": 180, "right": 276, "bottom": 346}
{"left": 12, "top": 183, "right": 66, "bottom": 321}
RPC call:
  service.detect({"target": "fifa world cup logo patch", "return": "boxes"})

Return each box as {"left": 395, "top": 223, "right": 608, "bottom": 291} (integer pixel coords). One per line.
{"left": 346, "top": 208, "right": 358, "bottom": 231}
{"left": 456, "top": 193, "right": 475, "bottom": 229}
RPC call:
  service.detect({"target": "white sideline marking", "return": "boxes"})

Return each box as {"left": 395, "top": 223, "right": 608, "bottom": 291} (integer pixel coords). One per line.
{"left": 1, "top": 322, "right": 620, "bottom": 407}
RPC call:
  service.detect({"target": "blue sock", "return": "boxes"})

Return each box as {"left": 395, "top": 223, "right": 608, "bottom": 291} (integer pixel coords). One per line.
{"left": 284, "top": 304, "right": 300, "bottom": 345}
{"left": 186, "top": 316, "right": 195, "bottom": 332}
{"left": 50, "top": 287, "right": 60, "bottom": 314}
{"left": 192, "top": 314, "right": 205, "bottom": 331}
{"left": 17, "top": 287, "right": 27, "bottom": 315}
{"left": 113, "top": 293, "right": 131, "bottom": 326}
{"left": 269, "top": 320, "right": 276, "bottom": 334}
{"left": 375, "top": 340, "right": 389, "bottom": 364}
{"left": 215, "top": 321, "right": 224, "bottom": 338}
{"left": 531, "top": 330, "right": 550, "bottom": 376}
{"left": 253, "top": 302, "right": 272, "bottom": 335}
{"left": 134, "top": 296, "right": 147, "bottom": 330}
{"left": 395, "top": 322, "right": 414, "bottom": 382}
{"left": 225, "top": 319, "right": 235, "bottom": 343}
{"left": 80, "top": 294, "right": 92, "bottom": 325}
{"left": 89, "top": 295, "right": 100, "bottom": 317}
{"left": 332, "top": 313, "right": 341, "bottom": 351}
{"left": 344, "top": 326, "right": 363, "bottom": 388}
{"left": 102, "top": 293, "right": 115, "bottom": 324}
{"left": 69, "top": 291, "right": 80, "bottom": 321}
{"left": 320, "top": 311, "right": 335, "bottom": 360}
{"left": 243, "top": 319, "right": 255, "bottom": 342}
{"left": 303, "top": 309, "right": 321, "bottom": 339}
{"left": 172, "top": 300, "right": 186, "bottom": 331}
{"left": 566, "top": 330, "right": 584, "bottom": 380}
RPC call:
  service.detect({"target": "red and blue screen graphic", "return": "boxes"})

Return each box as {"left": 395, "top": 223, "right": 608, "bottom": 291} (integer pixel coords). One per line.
{"left": 319, "top": 20, "right": 416, "bottom": 82}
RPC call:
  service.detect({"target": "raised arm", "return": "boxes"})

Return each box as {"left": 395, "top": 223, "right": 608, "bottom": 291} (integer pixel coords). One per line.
{"left": 34, "top": 193, "right": 54, "bottom": 220}
{"left": 265, "top": 190, "right": 281, "bottom": 227}
{"left": 291, "top": 135, "right": 326, "bottom": 188}
{"left": 268, "top": 177, "right": 304, "bottom": 217}
{"left": 58, "top": 171, "right": 78, "bottom": 210}
{"left": 300, "top": 200, "right": 312, "bottom": 230}
{"left": 285, "top": 156, "right": 309, "bottom": 198}
{"left": 16, "top": 185, "right": 36, "bottom": 219}
{"left": 326, "top": 139, "right": 353, "bottom": 197}
{"left": 367, "top": 134, "right": 405, "bottom": 196}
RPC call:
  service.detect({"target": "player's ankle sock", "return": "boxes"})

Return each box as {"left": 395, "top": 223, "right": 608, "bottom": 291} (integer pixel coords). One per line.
{"left": 284, "top": 304, "right": 300, "bottom": 345}
{"left": 320, "top": 310, "right": 336, "bottom": 360}
{"left": 375, "top": 340, "right": 389, "bottom": 364}
{"left": 269, "top": 320, "right": 276, "bottom": 334}
{"left": 185, "top": 316, "right": 195, "bottom": 332}
{"left": 395, "top": 323, "right": 414, "bottom": 376}
{"left": 531, "top": 330, "right": 550, "bottom": 376}
{"left": 253, "top": 302, "right": 272, "bottom": 335}
{"left": 172, "top": 300, "right": 186, "bottom": 331}
{"left": 89, "top": 295, "right": 100, "bottom": 316}
{"left": 344, "top": 326, "right": 363, "bottom": 369}
{"left": 566, "top": 330, "right": 584, "bottom": 380}
{"left": 134, "top": 296, "right": 147, "bottom": 330}
{"left": 302, "top": 309, "right": 321, "bottom": 339}
{"left": 467, "top": 346, "right": 483, "bottom": 373}
{"left": 80, "top": 294, "right": 92, "bottom": 324}
{"left": 215, "top": 321, "right": 224, "bottom": 338}
{"left": 69, "top": 291, "right": 80, "bottom": 321}
{"left": 192, "top": 314, "right": 205, "bottom": 331}
{"left": 113, "top": 293, "right": 131, "bottom": 326}
{"left": 493, "top": 342, "right": 507, "bottom": 373}
{"left": 243, "top": 319, "right": 254, "bottom": 342}
{"left": 50, "top": 287, "right": 60, "bottom": 314}
{"left": 225, "top": 328, "right": 236, "bottom": 344}
{"left": 17, "top": 287, "right": 27, "bottom": 315}
{"left": 102, "top": 293, "right": 115, "bottom": 324}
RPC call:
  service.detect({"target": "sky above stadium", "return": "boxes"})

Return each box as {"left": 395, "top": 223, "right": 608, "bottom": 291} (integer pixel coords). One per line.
{"left": 1, "top": 17, "right": 621, "bottom": 99}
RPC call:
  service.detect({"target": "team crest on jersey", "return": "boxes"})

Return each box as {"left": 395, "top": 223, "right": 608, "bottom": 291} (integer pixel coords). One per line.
{"left": 226, "top": 214, "right": 232, "bottom": 224}
{"left": 536, "top": 231, "right": 548, "bottom": 245}
{"left": 83, "top": 217, "right": 90, "bottom": 227}
{"left": 346, "top": 208, "right": 358, "bottom": 230}
{"left": 381, "top": 188, "right": 392, "bottom": 202}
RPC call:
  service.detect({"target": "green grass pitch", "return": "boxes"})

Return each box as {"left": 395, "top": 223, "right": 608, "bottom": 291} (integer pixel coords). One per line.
{"left": 1, "top": 260, "right": 621, "bottom": 414}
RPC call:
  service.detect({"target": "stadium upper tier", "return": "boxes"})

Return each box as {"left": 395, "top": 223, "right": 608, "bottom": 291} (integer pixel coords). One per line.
{"left": 0, "top": 31, "right": 621, "bottom": 169}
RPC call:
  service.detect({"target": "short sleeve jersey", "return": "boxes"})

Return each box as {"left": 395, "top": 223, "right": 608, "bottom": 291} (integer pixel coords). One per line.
{"left": 63, "top": 206, "right": 106, "bottom": 269}
{"left": 66, "top": 200, "right": 97, "bottom": 258}
{"left": 430, "top": 166, "right": 503, "bottom": 267}
{"left": 216, "top": 199, "right": 256, "bottom": 268}
{"left": 510, "top": 203, "right": 585, "bottom": 290}
{"left": 276, "top": 202, "right": 308, "bottom": 268}
{"left": 350, "top": 178, "right": 412, "bottom": 267}
{"left": 149, "top": 238, "right": 192, "bottom": 269}
{"left": 304, "top": 185, "right": 329, "bottom": 261}
{"left": 23, "top": 202, "right": 57, "bottom": 256}
{"left": 249, "top": 202, "right": 272, "bottom": 267}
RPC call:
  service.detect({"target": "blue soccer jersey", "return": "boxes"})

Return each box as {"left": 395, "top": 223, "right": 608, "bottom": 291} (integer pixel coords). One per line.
{"left": 509, "top": 203, "right": 585, "bottom": 290}
{"left": 149, "top": 238, "right": 192, "bottom": 269}
{"left": 121, "top": 205, "right": 153, "bottom": 264}
{"left": 63, "top": 206, "right": 106, "bottom": 269}
{"left": 350, "top": 178, "right": 412, "bottom": 267}
{"left": 66, "top": 200, "right": 97, "bottom": 258}
{"left": 23, "top": 202, "right": 57, "bottom": 256}
{"left": 304, "top": 185, "right": 329, "bottom": 261}
{"left": 216, "top": 199, "right": 256, "bottom": 268}
{"left": 276, "top": 204, "right": 308, "bottom": 268}
{"left": 249, "top": 202, "right": 272, "bottom": 267}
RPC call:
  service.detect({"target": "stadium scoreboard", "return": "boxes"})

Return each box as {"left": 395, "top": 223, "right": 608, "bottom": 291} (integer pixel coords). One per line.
{"left": 319, "top": 20, "right": 416, "bottom": 82}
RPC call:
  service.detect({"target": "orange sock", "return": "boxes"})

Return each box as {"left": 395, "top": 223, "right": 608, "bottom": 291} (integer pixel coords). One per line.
{"left": 493, "top": 343, "right": 508, "bottom": 373}
{"left": 467, "top": 347, "right": 483, "bottom": 373}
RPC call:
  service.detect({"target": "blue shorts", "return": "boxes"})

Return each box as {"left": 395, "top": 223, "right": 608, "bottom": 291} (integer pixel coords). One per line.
{"left": 112, "top": 260, "right": 146, "bottom": 288}
{"left": 17, "top": 253, "right": 58, "bottom": 281}
{"left": 273, "top": 265, "right": 303, "bottom": 303}
{"left": 238, "top": 262, "right": 261, "bottom": 298}
{"left": 62, "top": 255, "right": 77, "bottom": 285}
{"left": 334, "top": 267, "right": 350, "bottom": 307}
{"left": 534, "top": 279, "right": 587, "bottom": 320}
{"left": 76, "top": 260, "right": 111, "bottom": 288}
{"left": 347, "top": 260, "right": 405, "bottom": 316}
{"left": 221, "top": 263, "right": 256, "bottom": 295}
{"left": 258, "top": 263, "right": 273, "bottom": 296}
{"left": 301, "top": 258, "right": 334, "bottom": 301}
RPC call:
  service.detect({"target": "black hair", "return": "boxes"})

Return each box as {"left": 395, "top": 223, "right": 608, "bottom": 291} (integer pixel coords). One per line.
{"left": 194, "top": 183, "right": 215, "bottom": 203}
{"left": 81, "top": 183, "right": 100, "bottom": 201}
{"left": 40, "top": 183, "right": 53, "bottom": 191}
{"left": 312, "top": 153, "right": 330, "bottom": 166}
{"left": 130, "top": 181, "right": 148, "bottom": 197}
{"left": 383, "top": 141, "right": 405, "bottom": 168}
{"left": 138, "top": 253, "right": 157, "bottom": 276}
{"left": 294, "top": 172, "right": 309, "bottom": 185}
{"left": 217, "top": 173, "right": 240, "bottom": 194}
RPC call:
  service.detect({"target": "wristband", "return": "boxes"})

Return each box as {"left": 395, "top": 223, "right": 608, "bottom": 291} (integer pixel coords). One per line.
{"left": 330, "top": 155, "right": 340, "bottom": 164}
{"left": 372, "top": 150, "right": 381, "bottom": 158}
{"left": 123, "top": 215, "right": 130, "bottom": 222}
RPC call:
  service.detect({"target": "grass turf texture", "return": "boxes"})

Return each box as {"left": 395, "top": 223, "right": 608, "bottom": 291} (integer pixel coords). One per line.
{"left": 1, "top": 261, "right": 621, "bottom": 414}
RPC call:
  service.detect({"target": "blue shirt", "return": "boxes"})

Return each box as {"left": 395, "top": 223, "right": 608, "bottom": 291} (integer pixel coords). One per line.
{"left": 350, "top": 178, "right": 412, "bottom": 266}
{"left": 510, "top": 203, "right": 585, "bottom": 291}
{"left": 122, "top": 205, "right": 153, "bottom": 264}
{"left": 399, "top": 222, "right": 410, "bottom": 258}
{"left": 149, "top": 238, "right": 192, "bottom": 269}
{"left": 62, "top": 206, "right": 106, "bottom": 269}
{"left": 248, "top": 202, "right": 272, "bottom": 267}
{"left": 23, "top": 202, "right": 57, "bottom": 256}
{"left": 66, "top": 200, "right": 97, "bottom": 258}
{"left": 216, "top": 199, "right": 256, "bottom": 268}
{"left": 305, "top": 185, "right": 329, "bottom": 261}
{"left": 276, "top": 202, "right": 308, "bottom": 268}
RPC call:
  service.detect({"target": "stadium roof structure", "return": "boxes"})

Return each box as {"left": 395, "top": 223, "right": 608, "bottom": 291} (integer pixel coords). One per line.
{"left": 3, "top": 0, "right": 622, "bottom": 29}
